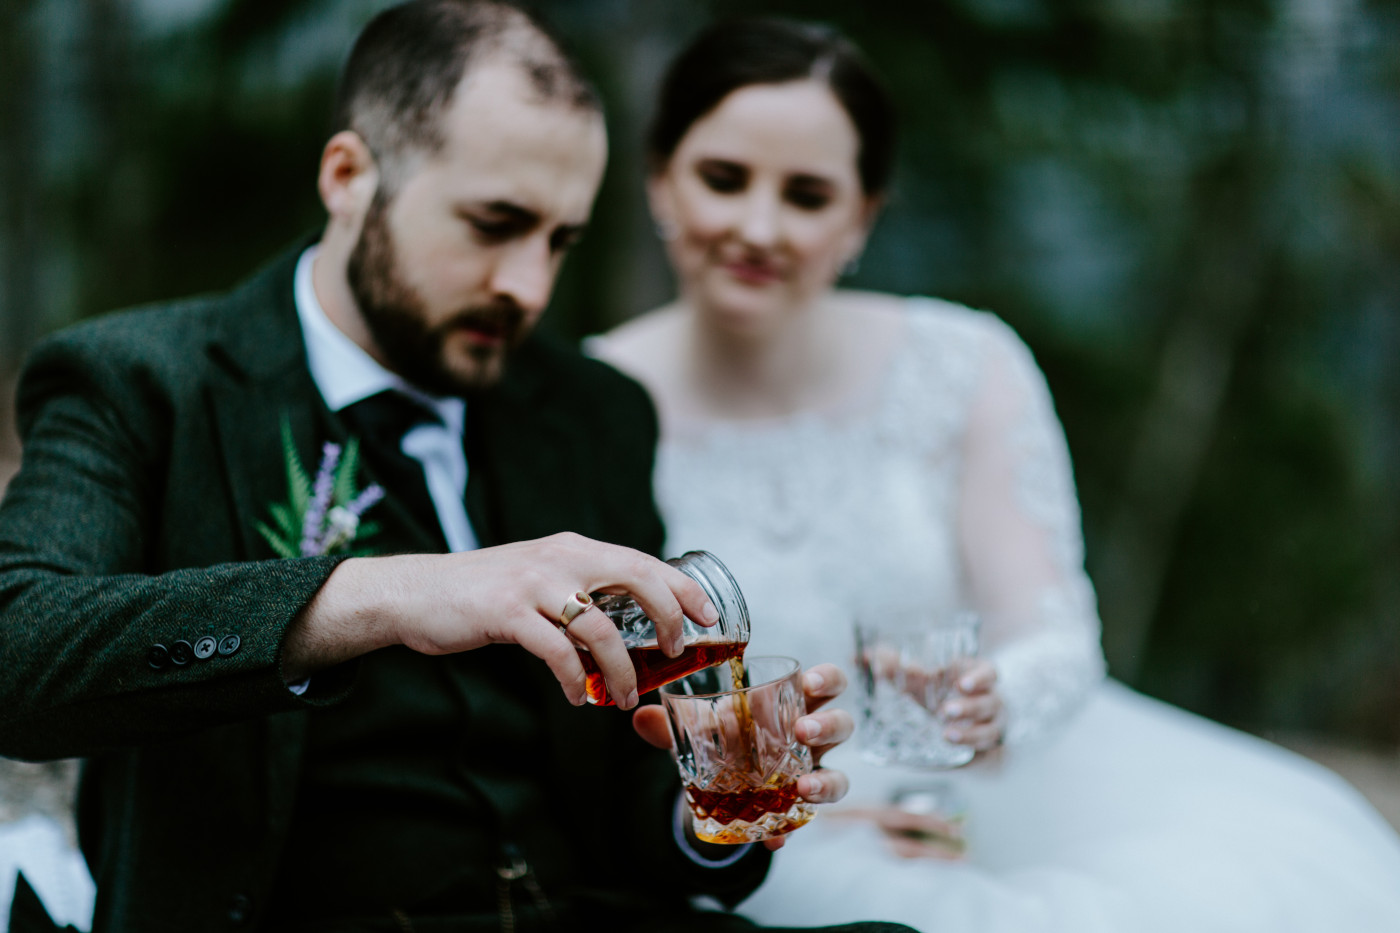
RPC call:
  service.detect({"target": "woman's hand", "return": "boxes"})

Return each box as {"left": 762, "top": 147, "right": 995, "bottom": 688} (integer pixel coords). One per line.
{"left": 940, "top": 659, "right": 1004, "bottom": 753}
{"left": 830, "top": 805, "right": 967, "bottom": 860}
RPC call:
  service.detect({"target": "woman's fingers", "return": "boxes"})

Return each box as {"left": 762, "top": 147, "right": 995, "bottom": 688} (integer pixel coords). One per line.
{"left": 944, "top": 719, "right": 1003, "bottom": 751}
{"left": 831, "top": 806, "right": 966, "bottom": 860}
{"left": 943, "top": 684, "right": 1004, "bottom": 747}
{"left": 877, "top": 809, "right": 968, "bottom": 861}
{"left": 888, "top": 836, "right": 965, "bottom": 861}
{"left": 956, "top": 659, "right": 997, "bottom": 694}
{"left": 869, "top": 807, "right": 963, "bottom": 839}
{"left": 941, "top": 692, "right": 999, "bottom": 724}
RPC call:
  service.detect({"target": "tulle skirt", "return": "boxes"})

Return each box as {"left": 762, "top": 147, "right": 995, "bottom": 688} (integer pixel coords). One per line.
{"left": 738, "top": 680, "right": 1400, "bottom": 933}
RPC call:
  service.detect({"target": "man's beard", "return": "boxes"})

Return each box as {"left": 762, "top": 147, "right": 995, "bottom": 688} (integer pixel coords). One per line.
{"left": 346, "top": 190, "right": 526, "bottom": 396}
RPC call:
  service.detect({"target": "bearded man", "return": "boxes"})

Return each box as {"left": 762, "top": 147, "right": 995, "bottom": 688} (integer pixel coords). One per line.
{"left": 0, "top": 3, "right": 901, "bottom": 932}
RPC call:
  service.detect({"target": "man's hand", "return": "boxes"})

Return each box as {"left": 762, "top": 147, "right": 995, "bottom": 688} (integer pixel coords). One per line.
{"left": 632, "top": 662, "right": 853, "bottom": 851}
{"left": 283, "top": 532, "right": 718, "bottom": 709}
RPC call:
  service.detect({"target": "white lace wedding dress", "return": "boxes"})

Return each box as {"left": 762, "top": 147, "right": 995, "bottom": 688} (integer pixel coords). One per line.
{"left": 594, "top": 297, "right": 1400, "bottom": 932}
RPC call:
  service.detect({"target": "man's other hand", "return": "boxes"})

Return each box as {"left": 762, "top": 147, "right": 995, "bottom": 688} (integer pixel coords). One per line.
{"left": 631, "top": 662, "right": 853, "bottom": 851}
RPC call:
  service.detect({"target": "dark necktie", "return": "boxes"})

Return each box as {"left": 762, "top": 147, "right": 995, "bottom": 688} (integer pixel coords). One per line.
{"left": 340, "top": 390, "right": 446, "bottom": 544}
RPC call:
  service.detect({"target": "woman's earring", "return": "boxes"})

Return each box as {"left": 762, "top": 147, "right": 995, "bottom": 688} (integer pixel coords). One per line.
{"left": 654, "top": 219, "right": 679, "bottom": 242}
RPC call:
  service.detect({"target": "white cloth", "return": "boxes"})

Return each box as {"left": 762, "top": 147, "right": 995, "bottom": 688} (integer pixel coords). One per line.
{"left": 0, "top": 815, "right": 95, "bottom": 930}
{"left": 594, "top": 297, "right": 1400, "bottom": 932}
{"left": 294, "top": 246, "right": 477, "bottom": 552}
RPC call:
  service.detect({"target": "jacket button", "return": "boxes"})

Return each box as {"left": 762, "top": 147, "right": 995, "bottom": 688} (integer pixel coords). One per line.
{"left": 169, "top": 640, "right": 195, "bottom": 666}
{"left": 193, "top": 635, "right": 218, "bottom": 660}
{"left": 146, "top": 644, "right": 170, "bottom": 670}
{"left": 228, "top": 892, "right": 253, "bottom": 925}
{"left": 217, "top": 634, "right": 242, "bottom": 657}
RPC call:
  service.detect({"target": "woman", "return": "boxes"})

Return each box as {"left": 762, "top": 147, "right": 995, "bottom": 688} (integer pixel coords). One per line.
{"left": 590, "top": 18, "right": 1400, "bottom": 933}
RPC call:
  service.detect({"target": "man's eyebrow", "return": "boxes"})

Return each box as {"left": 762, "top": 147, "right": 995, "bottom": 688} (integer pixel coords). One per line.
{"left": 456, "top": 201, "right": 540, "bottom": 225}
{"left": 456, "top": 201, "right": 588, "bottom": 243}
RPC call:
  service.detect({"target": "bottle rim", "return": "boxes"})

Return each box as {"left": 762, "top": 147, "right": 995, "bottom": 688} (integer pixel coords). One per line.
{"left": 672, "top": 550, "right": 750, "bottom": 637}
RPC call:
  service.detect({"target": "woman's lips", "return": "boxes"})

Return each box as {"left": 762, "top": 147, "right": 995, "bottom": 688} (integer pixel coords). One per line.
{"left": 723, "top": 260, "right": 782, "bottom": 285}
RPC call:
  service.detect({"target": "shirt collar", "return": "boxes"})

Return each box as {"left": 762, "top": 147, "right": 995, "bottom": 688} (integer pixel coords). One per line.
{"left": 293, "top": 245, "right": 465, "bottom": 435}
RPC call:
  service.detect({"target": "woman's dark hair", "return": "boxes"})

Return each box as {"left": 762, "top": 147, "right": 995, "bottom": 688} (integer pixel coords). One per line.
{"left": 647, "top": 18, "right": 896, "bottom": 196}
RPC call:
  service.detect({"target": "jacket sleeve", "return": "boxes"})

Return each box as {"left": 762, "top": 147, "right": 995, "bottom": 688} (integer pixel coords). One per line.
{"left": 0, "top": 334, "right": 349, "bottom": 761}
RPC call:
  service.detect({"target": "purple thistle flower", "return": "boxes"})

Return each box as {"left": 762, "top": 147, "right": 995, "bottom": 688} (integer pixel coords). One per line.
{"left": 300, "top": 442, "right": 342, "bottom": 556}
{"left": 317, "top": 483, "right": 386, "bottom": 554}
{"left": 347, "top": 483, "right": 385, "bottom": 519}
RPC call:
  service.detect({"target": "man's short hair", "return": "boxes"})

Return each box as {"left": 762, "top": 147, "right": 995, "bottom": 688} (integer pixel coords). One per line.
{"left": 333, "top": 0, "right": 598, "bottom": 186}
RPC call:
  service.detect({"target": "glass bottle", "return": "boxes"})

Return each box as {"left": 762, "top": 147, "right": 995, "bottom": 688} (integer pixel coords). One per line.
{"left": 577, "top": 551, "right": 750, "bottom": 706}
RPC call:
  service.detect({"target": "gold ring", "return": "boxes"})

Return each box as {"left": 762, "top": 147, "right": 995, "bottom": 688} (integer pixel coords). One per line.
{"left": 559, "top": 591, "right": 593, "bottom": 630}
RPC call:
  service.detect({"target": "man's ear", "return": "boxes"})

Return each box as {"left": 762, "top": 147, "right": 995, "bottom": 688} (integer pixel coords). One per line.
{"left": 318, "top": 130, "right": 380, "bottom": 228}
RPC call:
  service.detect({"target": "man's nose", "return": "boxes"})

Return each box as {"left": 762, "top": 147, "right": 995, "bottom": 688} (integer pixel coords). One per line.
{"left": 490, "top": 237, "right": 555, "bottom": 315}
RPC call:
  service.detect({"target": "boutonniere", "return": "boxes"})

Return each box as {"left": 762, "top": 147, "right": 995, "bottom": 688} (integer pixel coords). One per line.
{"left": 256, "top": 416, "right": 385, "bottom": 558}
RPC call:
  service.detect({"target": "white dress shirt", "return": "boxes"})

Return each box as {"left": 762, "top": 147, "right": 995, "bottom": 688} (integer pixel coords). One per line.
{"left": 293, "top": 246, "right": 478, "bottom": 553}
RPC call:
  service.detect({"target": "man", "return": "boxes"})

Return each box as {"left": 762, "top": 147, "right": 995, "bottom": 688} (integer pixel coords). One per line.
{"left": 0, "top": 2, "right": 890, "bottom": 931}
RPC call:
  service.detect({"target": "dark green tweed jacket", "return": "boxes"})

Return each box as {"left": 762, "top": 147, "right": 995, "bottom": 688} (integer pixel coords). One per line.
{"left": 0, "top": 248, "right": 768, "bottom": 931}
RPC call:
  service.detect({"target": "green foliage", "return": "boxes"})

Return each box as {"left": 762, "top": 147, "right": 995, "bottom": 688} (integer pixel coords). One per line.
{"left": 280, "top": 416, "right": 312, "bottom": 525}
{"left": 256, "top": 415, "right": 382, "bottom": 559}
{"left": 333, "top": 436, "right": 364, "bottom": 510}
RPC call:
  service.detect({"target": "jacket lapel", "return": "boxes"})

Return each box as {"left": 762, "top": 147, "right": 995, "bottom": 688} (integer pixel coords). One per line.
{"left": 464, "top": 338, "right": 599, "bottom": 549}
{"left": 202, "top": 247, "right": 439, "bottom": 560}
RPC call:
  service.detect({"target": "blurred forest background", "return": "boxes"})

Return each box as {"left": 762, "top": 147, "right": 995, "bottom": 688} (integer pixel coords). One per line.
{"left": 1, "top": 0, "right": 1397, "bottom": 756}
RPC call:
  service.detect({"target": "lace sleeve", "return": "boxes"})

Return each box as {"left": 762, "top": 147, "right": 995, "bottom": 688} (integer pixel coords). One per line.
{"left": 956, "top": 317, "right": 1106, "bottom": 747}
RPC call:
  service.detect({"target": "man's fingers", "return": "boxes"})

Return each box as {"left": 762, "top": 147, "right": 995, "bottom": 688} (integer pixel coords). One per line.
{"left": 797, "top": 767, "right": 847, "bottom": 804}
{"left": 631, "top": 705, "right": 673, "bottom": 749}
{"left": 623, "top": 565, "right": 714, "bottom": 657}
{"left": 506, "top": 612, "right": 590, "bottom": 706}
{"left": 560, "top": 606, "right": 638, "bottom": 709}
{"left": 798, "top": 671, "right": 851, "bottom": 766}
{"left": 537, "top": 534, "right": 708, "bottom": 650}
{"left": 796, "top": 708, "right": 852, "bottom": 751}
{"left": 802, "top": 664, "right": 846, "bottom": 714}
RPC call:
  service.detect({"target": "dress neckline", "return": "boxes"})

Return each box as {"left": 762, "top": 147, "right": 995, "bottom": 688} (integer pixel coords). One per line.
{"left": 664, "top": 298, "right": 934, "bottom": 444}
